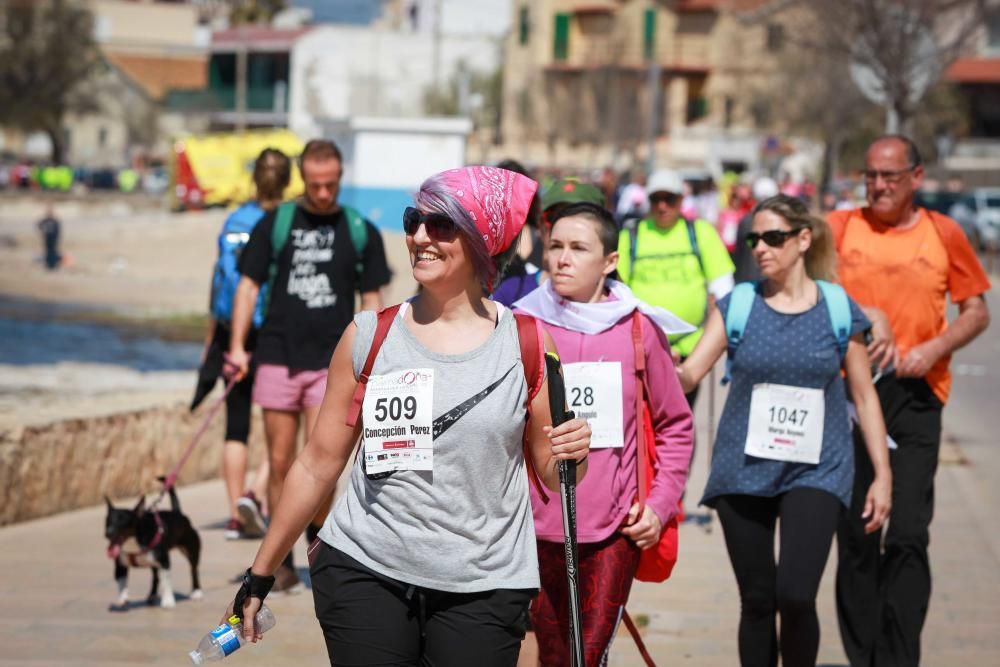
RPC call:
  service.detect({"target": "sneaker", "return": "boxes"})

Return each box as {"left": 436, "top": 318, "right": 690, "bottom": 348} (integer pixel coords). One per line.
{"left": 224, "top": 518, "right": 244, "bottom": 541}
{"left": 271, "top": 564, "right": 304, "bottom": 596}
{"left": 236, "top": 491, "right": 267, "bottom": 539}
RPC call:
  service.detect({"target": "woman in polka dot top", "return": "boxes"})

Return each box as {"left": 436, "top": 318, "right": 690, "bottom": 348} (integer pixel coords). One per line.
{"left": 677, "top": 194, "right": 892, "bottom": 667}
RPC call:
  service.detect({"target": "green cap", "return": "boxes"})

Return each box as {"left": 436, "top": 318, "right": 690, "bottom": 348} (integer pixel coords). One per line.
{"left": 541, "top": 178, "right": 604, "bottom": 211}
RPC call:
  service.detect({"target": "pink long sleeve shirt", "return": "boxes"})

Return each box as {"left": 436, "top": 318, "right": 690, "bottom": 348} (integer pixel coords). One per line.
{"left": 528, "top": 311, "right": 694, "bottom": 543}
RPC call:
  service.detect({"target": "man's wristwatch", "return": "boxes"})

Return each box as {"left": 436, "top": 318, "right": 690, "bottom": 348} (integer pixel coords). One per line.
{"left": 232, "top": 568, "right": 276, "bottom": 621}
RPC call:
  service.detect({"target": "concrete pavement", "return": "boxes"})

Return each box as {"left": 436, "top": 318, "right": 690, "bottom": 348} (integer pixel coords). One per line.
{"left": 2, "top": 295, "right": 998, "bottom": 666}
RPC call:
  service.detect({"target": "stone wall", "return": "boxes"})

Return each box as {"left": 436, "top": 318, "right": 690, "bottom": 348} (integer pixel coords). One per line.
{"left": 0, "top": 400, "right": 264, "bottom": 526}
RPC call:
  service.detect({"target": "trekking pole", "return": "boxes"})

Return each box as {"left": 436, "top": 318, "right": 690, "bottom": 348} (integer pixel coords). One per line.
{"left": 705, "top": 365, "right": 717, "bottom": 533}
{"left": 544, "top": 352, "right": 585, "bottom": 667}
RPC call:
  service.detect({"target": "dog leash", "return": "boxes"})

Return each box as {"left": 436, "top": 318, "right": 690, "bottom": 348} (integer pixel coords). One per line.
{"left": 141, "top": 373, "right": 240, "bottom": 551}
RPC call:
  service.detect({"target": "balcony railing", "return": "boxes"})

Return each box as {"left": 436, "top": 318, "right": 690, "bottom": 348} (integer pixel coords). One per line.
{"left": 548, "top": 33, "right": 711, "bottom": 70}
{"left": 164, "top": 85, "right": 288, "bottom": 113}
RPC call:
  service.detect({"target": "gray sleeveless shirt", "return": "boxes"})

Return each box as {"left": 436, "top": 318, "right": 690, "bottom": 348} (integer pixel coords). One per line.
{"left": 318, "top": 303, "right": 540, "bottom": 593}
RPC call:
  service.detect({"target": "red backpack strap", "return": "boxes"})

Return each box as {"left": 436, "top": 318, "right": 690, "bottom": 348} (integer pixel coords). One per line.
{"left": 346, "top": 304, "right": 402, "bottom": 427}
{"left": 631, "top": 310, "right": 649, "bottom": 509}
{"left": 514, "top": 313, "right": 545, "bottom": 401}
{"left": 514, "top": 312, "right": 548, "bottom": 501}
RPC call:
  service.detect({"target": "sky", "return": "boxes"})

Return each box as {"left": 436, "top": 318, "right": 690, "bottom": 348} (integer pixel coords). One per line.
{"left": 291, "top": 0, "right": 513, "bottom": 35}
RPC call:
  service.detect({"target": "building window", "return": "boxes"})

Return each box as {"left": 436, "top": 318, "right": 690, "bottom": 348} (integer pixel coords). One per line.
{"left": 643, "top": 8, "right": 656, "bottom": 60}
{"left": 687, "top": 96, "right": 709, "bottom": 124}
{"left": 724, "top": 96, "right": 735, "bottom": 129}
{"left": 519, "top": 5, "right": 530, "bottom": 45}
{"left": 554, "top": 13, "right": 570, "bottom": 61}
{"left": 766, "top": 23, "right": 784, "bottom": 52}
{"left": 98, "top": 127, "right": 107, "bottom": 148}
{"left": 988, "top": 12, "right": 1000, "bottom": 50}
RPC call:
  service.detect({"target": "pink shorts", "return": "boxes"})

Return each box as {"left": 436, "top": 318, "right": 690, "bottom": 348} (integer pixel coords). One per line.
{"left": 253, "top": 364, "right": 328, "bottom": 412}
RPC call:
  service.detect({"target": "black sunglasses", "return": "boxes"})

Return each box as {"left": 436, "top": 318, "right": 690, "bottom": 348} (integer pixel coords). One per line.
{"left": 746, "top": 228, "right": 802, "bottom": 248}
{"left": 649, "top": 192, "right": 681, "bottom": 206}
{"left": 403, "top": 207, "right": 458, "bottom": 242}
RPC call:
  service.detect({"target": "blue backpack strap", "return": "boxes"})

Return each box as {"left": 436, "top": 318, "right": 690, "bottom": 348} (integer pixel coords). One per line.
{"left": 817, "top": 280, "right": 852, "bottom": 359}
{"left": 722, "top": 281, "right": 758, "bottom": 385}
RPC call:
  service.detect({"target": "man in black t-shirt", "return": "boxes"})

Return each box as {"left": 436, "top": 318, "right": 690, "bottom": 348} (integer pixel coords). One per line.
{"left": 228, "top": 139, "right": 391, "bottom": 591}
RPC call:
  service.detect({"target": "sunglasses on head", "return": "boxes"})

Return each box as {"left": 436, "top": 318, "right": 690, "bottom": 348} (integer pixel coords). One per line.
{"left": 746, "top": 228, "right": 802, "bottom": 248}
{"left": 403, "top": 207, "right": 458, "bottom": 242}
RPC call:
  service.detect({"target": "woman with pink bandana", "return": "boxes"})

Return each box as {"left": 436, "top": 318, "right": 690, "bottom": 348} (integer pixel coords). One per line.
{"left": 218, "top": 166, "right": 592, "bottom": 666}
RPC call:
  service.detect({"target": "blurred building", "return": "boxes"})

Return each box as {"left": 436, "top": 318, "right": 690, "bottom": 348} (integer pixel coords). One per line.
{"left": 498, "top": 0, "right": 807, "bottom": 173}
{"left": 165, "top": 25, "right": 304, "bottom": 129}
{"left": 943, "top": 1, "right": 1000, "bottom": 180}
{"left": 163, "top": 3, "right": 506, "bottom": 137}
{"left": 61, "top": 0, "right": 212, "bottom": 167}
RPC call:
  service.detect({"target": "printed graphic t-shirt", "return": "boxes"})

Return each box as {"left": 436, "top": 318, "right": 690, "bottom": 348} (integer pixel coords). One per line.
{"left": 616, "top": 218, "right": 735, "bottom": 356}
{"left": 829, "top": 208, "right": 991, "bottom": 403}
{"left": 239, "top": 205, "right": 392, "bottom": 371}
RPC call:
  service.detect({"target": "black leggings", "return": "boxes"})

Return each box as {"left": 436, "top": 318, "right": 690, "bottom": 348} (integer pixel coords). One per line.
{"left": 211, "top": 324, "right": 255, "bottom": 443}
{"left": 310, "top": 542, "right": 534, "bottom": 666}
{"left": 715, "top": 488, "right": 842, "bottom": 667}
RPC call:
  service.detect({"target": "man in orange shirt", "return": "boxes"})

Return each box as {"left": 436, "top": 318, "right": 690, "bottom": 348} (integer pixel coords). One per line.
{"left": 830, "top": 135, "right": 991, "bottom": 667}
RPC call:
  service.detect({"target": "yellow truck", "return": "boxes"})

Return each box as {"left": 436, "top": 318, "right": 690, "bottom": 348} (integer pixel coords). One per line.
{"left": 170, "top": 129, "right": 305, "bottom": 209}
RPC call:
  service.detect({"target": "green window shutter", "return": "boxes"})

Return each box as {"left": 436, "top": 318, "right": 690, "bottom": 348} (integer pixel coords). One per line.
{"left": 643, "top": 8, "right": 656, "bottom": 60}
{"left": 687, "top": 96, "right": 709, "bottom": 122}
{"left": 519, "top": 5, "right": 530, "bottom": 45}
{"left": 554, "top": 13, "right": 570, "bottom": 61}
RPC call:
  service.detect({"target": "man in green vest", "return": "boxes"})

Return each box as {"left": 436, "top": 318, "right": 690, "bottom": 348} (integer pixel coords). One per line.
{"left": 617, "top": 168, "right": 735, "bottom": 407}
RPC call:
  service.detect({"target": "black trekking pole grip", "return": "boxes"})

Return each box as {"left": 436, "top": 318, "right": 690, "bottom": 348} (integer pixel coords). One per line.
{"left": 544, "top": 352, "right": 585, "bottom": 667}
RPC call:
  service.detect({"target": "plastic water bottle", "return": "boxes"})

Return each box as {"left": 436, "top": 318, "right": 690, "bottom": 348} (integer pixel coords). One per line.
{"left": 188, "top": 606, "right": 276, "bottom": 664}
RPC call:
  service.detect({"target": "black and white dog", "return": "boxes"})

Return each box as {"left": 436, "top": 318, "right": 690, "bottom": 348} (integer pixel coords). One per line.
{"left": 104, "top": 482, "right": 202, "bottom": 610}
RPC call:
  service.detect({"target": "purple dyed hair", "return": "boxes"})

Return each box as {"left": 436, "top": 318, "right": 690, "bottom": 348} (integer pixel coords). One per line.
{"left": 413, "top": 173, "right": 520, "bottom": 293}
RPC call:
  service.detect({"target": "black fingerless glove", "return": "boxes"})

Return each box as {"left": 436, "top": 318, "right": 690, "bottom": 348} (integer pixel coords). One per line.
{"left": 232, "top": 568, "right": 275, "bottom": 622}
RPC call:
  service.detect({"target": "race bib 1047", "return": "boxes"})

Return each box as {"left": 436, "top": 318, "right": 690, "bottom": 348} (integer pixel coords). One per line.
{"left": 745, "top": 383, "right": 825, "bottom": 465}
{"left": 362, "top": 368, "right": 434, "bottom": 474}
{"left": 563, "top": 361, "right": 624, "bottom": 449}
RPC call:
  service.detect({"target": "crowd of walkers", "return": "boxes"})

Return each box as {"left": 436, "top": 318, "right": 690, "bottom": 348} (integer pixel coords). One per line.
{"left": 196, "top": 133, "right": 990, "bottom": 667}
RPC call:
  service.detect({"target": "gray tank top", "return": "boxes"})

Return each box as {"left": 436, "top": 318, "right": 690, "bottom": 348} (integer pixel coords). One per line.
{"left": 319, "top": 302, "right": 540, "bottom": 593}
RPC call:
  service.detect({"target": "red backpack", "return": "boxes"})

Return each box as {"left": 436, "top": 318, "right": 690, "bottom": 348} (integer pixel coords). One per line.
{"left": 630, "top": 310, "right": 682, "bottom": 583}
{"left": 345, "top": 304, "right": 548, "bottom": 494}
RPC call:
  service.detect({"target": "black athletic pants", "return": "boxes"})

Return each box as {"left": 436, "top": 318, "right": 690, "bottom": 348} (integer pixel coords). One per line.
{"left": 310, "top": 541, "right": 534, "bottom": 666}
{"left": 715, "top": 488, "right": 842, "bottom": 667}
{"left": 836, "top": 376, "right": 943, "bottom": 667}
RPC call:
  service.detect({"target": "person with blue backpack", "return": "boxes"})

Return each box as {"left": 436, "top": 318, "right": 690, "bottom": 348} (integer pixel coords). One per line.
{"left": 676, "top": 194, "right": 892, "bottom": 667}
{"left": 227, "top": 139, "right": 392, "bottom": 594}
{"left": 193, "top": 148, "right": 291, "bottom": 541}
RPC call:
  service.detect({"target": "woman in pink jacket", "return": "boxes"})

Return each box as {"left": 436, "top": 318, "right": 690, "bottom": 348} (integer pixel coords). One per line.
{"left": 514, "top": 202, "right": 695, "bottom": 665}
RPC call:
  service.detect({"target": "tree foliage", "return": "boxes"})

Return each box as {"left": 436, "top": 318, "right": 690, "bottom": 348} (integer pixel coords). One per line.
{"left": 423, "top": 64, "right": 504, "bottom": 139}
{"left": 228, "top": 0, "right": 289, "bottom": 25}
{"left": 0, "top": 0, "right": 103, "bottom": 163}
{"left": 781, "top": 0, "right": 985, "bottom": 132}
{"left": 751, "top": 0, "right": 984, "bottom": 186}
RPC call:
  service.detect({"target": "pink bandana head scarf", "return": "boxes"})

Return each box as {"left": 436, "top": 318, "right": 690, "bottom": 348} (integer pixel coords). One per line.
{"left": 437, "top": 166, "right": 538, "bottom": 256}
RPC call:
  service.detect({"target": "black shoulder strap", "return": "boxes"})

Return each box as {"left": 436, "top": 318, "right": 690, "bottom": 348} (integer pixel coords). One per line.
{"left": 685, "top": 218, "right": 706, "bottom": 278}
